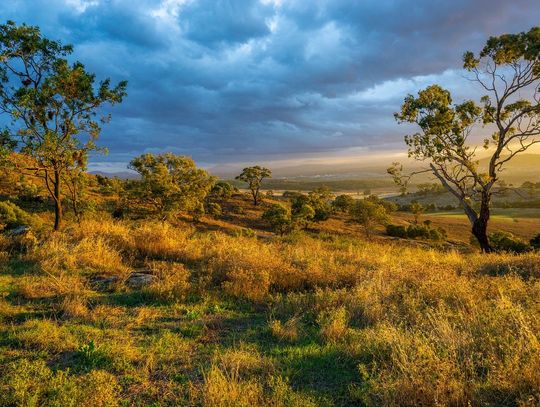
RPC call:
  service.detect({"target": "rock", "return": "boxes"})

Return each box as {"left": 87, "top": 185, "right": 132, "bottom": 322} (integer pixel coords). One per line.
{"left": 90, "top": 275, "right": 119, "bottom": 291}
{"left": 126, "top": 272, "right": 157, "bottom": 288}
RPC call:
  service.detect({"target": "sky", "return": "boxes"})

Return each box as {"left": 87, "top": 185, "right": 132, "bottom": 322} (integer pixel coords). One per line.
{"left": 1, "top": 0, "right": 540, "bottom": 174}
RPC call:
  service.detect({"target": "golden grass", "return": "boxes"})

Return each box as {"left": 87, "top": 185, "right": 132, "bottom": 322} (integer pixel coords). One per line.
{"left": 143, "top": 261, "right": 190, "bottom": 302}
{"left": 3, "top": 217, "right": 540, "bottom": 405}
{"left": 27, "top": 235, "right": 129, "bottom": 276}
{"left": 269, "top": 316, "right": 301, "bottom": 342}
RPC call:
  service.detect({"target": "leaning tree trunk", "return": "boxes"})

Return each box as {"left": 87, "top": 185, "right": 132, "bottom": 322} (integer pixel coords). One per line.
{"left": 471, "top": 192, "right": 491, "bottom": 253}
{"left": 53, "top": 170, "right": 63, "bottom": 231}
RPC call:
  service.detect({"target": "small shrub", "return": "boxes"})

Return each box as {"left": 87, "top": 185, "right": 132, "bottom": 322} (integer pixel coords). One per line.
{"left": 530, "top": 233, "right": 540, "bottom": 250}
{"left": 0, "top": 200, "right": 32, "bottom": 230}
{"left": 489, "top": 231, "right": 531, "bottom": 254}
{"left": 205, "top": 202, "right": 222, "bottom": 217}
{"left": 386, "top": 224, "right": 407, "bottom": 238}
{"left": 200, "top": 364, "right": 264, "bottom": 406}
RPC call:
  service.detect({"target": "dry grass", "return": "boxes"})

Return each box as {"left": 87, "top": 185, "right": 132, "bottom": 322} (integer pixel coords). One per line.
{"left": 2, "top": 217, "right": 540, "bottom": 405}
{"left": 143, "top": 261, "right": 191, "bottom": 302}
{"left": 269, "top": 316, "right": 301, "bottom": 342}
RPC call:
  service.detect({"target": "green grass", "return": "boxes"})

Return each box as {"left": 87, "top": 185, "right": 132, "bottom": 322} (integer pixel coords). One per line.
{"left": 1, "top": 218, "right": 540, "bottom": 405}
{"left": 433, "top": 208, "right": 540, "bottom": 219}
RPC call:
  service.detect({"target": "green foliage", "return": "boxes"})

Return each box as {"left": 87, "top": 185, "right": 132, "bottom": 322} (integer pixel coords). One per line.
{"left": 0, "top": 200, "right": 32, "bottom": 230}
{"left": 0, "top": 21, "right": 127, "bottom": 230}
{"left": 262, "top": 203, "right": 291, "bottom": 236}
{"left": 349, "top": 199, "right": 389, "bottom": 237}
{"left": 290, "top": 187, "right": 334, "bottom": 228}
{"left": 386, "top": 222, "right": 448, "bottom": 241}
{"left": 235, "top": 166, "right": 271, "bottom": 205}
{"left": 393, "top": 27, "right": 540, "bottom": 252}
{"left": 205, "top": 202, "right": 222, "bottom": 218}
{"left": 409, "top": 201, "right": 425, "bottom": 223}
{"left": 530, "top": 233, "right": 540, "bottom": 250}
{"left": 308, "top": 187, "right": 334, "bottom": 221}
{"left": 489, "top": 231, "right": 531, "bottom": 254}
{"left": 210, "top": 181, "right": 236, "bottom": 200}
{"left": 365, "top": 194, "right": 398, "bottom": 213}
{"left": 128, "top": 153, "right": 215, "bottom": 220}
{"left": 386, "top": 224, "right": 408, "bottom": 238}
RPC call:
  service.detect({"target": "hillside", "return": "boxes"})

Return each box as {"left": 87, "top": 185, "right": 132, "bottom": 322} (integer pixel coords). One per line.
{"left": 1, "top": 188, "right": 540, "bottom": 405}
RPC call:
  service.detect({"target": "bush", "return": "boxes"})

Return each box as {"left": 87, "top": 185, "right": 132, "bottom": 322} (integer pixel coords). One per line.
{"left": 386, "top": 224, "right": 407, "bottom": 238}
{"left": 0, "top": 200, "right": 32, "bottom": 230}
{"left": 143, "top": 261, "right": 191, "bottom": 302}
{"left": 333, "top": 194, "right": 355, "bottom": 213}
{"left": 489, "top": 231, "right": 531, "bottom": 254}
{"left": 317, "top": 307, "right": 348, "bottom": 343}
{"left": 205, "top": 202, "right": 222, "bottom": 217}
{"left": 386, "top": 223, "right": 447, "bottom": 241}
{"left": 262, "top": 204, "right": 291, "bottom": 236}
{"left": 530, "top": 233, "right": 540, "bottom": 250}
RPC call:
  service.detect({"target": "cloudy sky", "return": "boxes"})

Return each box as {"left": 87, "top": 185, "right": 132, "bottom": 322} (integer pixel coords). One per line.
{"left": 2, "top": 0, "right": 540, "bottom": 173}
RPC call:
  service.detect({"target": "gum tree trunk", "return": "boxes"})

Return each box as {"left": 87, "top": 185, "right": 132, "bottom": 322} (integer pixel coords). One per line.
{"left": 53, "top": 169, "right": 63, "bottom": 231}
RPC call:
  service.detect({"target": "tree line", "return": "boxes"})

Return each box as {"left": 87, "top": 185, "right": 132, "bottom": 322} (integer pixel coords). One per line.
{"left": 1, "top": 21, "right": 539, "bottom": 253}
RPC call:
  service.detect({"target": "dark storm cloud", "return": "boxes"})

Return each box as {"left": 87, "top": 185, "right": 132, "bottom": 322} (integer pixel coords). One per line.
{"left": 1, "top": 0, "right": 540, "bottom": 170}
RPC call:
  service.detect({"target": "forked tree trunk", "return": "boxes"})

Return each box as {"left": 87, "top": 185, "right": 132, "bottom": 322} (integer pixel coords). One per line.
{"left": 471, "top": 192, "right": 492, "bottom": 253}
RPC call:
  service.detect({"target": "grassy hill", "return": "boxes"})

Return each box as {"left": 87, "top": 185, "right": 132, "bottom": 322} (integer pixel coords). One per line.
{"left": 1, "top": 190, "right": 540, "bottom": 405}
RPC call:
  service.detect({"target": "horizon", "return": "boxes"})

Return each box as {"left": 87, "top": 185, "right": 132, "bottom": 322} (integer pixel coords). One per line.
{"left": 2, "top": 1, "right": 540, "bottom": 174}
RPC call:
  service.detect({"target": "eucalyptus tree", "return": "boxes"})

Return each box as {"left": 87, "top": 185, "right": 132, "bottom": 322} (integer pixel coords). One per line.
{"left": 391, "top": 27, "right": 540, "bottom": 252}
{"left": 235, "top": 165, "right": 271, "bottom": 206}
{"left": 129, "top": 153, "right": 216, "bottom": 220}
{"left": 0, "top": 21, "right": 127, "bottom": 230}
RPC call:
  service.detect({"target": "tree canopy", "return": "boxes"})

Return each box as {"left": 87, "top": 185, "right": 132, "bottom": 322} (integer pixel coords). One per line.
{"left": 128, "top": 153, "right": 215, "bottom": 220}
{"left": 235, "top": 166, "right": 271, "bottom": 206}
{"left": 0, "top": 21, "right": 127, "bottom": 230}
{"left": 392, "top": 27, "right": 540, "bottom": 252}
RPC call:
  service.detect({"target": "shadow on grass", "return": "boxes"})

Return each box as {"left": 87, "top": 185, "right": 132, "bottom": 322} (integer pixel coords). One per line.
{"left": 275, "top": 343, "right": 359, "bottom": 401}
{"left": 3, "top": 259, "right": 37, "bottom": 277}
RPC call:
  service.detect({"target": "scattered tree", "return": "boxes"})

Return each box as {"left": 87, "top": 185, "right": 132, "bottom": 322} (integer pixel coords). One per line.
{"left": 0, "top": 21, "right": 127, "bottom": 230}
{"left": 332, "top": 194, "right": 355, "bottom": 213}
{"left": 128, "top": 153, "right": 215, "bottom": 220}
{"left": 307, "top": 187, "right": 334, "bottom": 221}
{"left": 291, "top": 199, "right": 316, "bottom": 230}
{"left": 262, "top": 203, "right": 291, "bottom": 236}
{"left": 235, "top": 166, "right": 271, "bottom": 205}
{"left": 391, "top": 27, "right": 540, "bottom": 252}
{"left": 409, "top": 201, "right": 425, "bottom": 223}
{"left": 349, "top": 199, "right": 390, "bottom": 238}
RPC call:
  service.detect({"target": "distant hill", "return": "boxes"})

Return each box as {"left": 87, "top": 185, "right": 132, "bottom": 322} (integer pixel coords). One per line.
{"left": 89, "top": 170, "right": 139, "bottom": 180}
{"left": 90, "top": 153, "right": 539, "bottom": 187}
{"left": 477, "top": 154, "right": 540, "bottom": 184}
